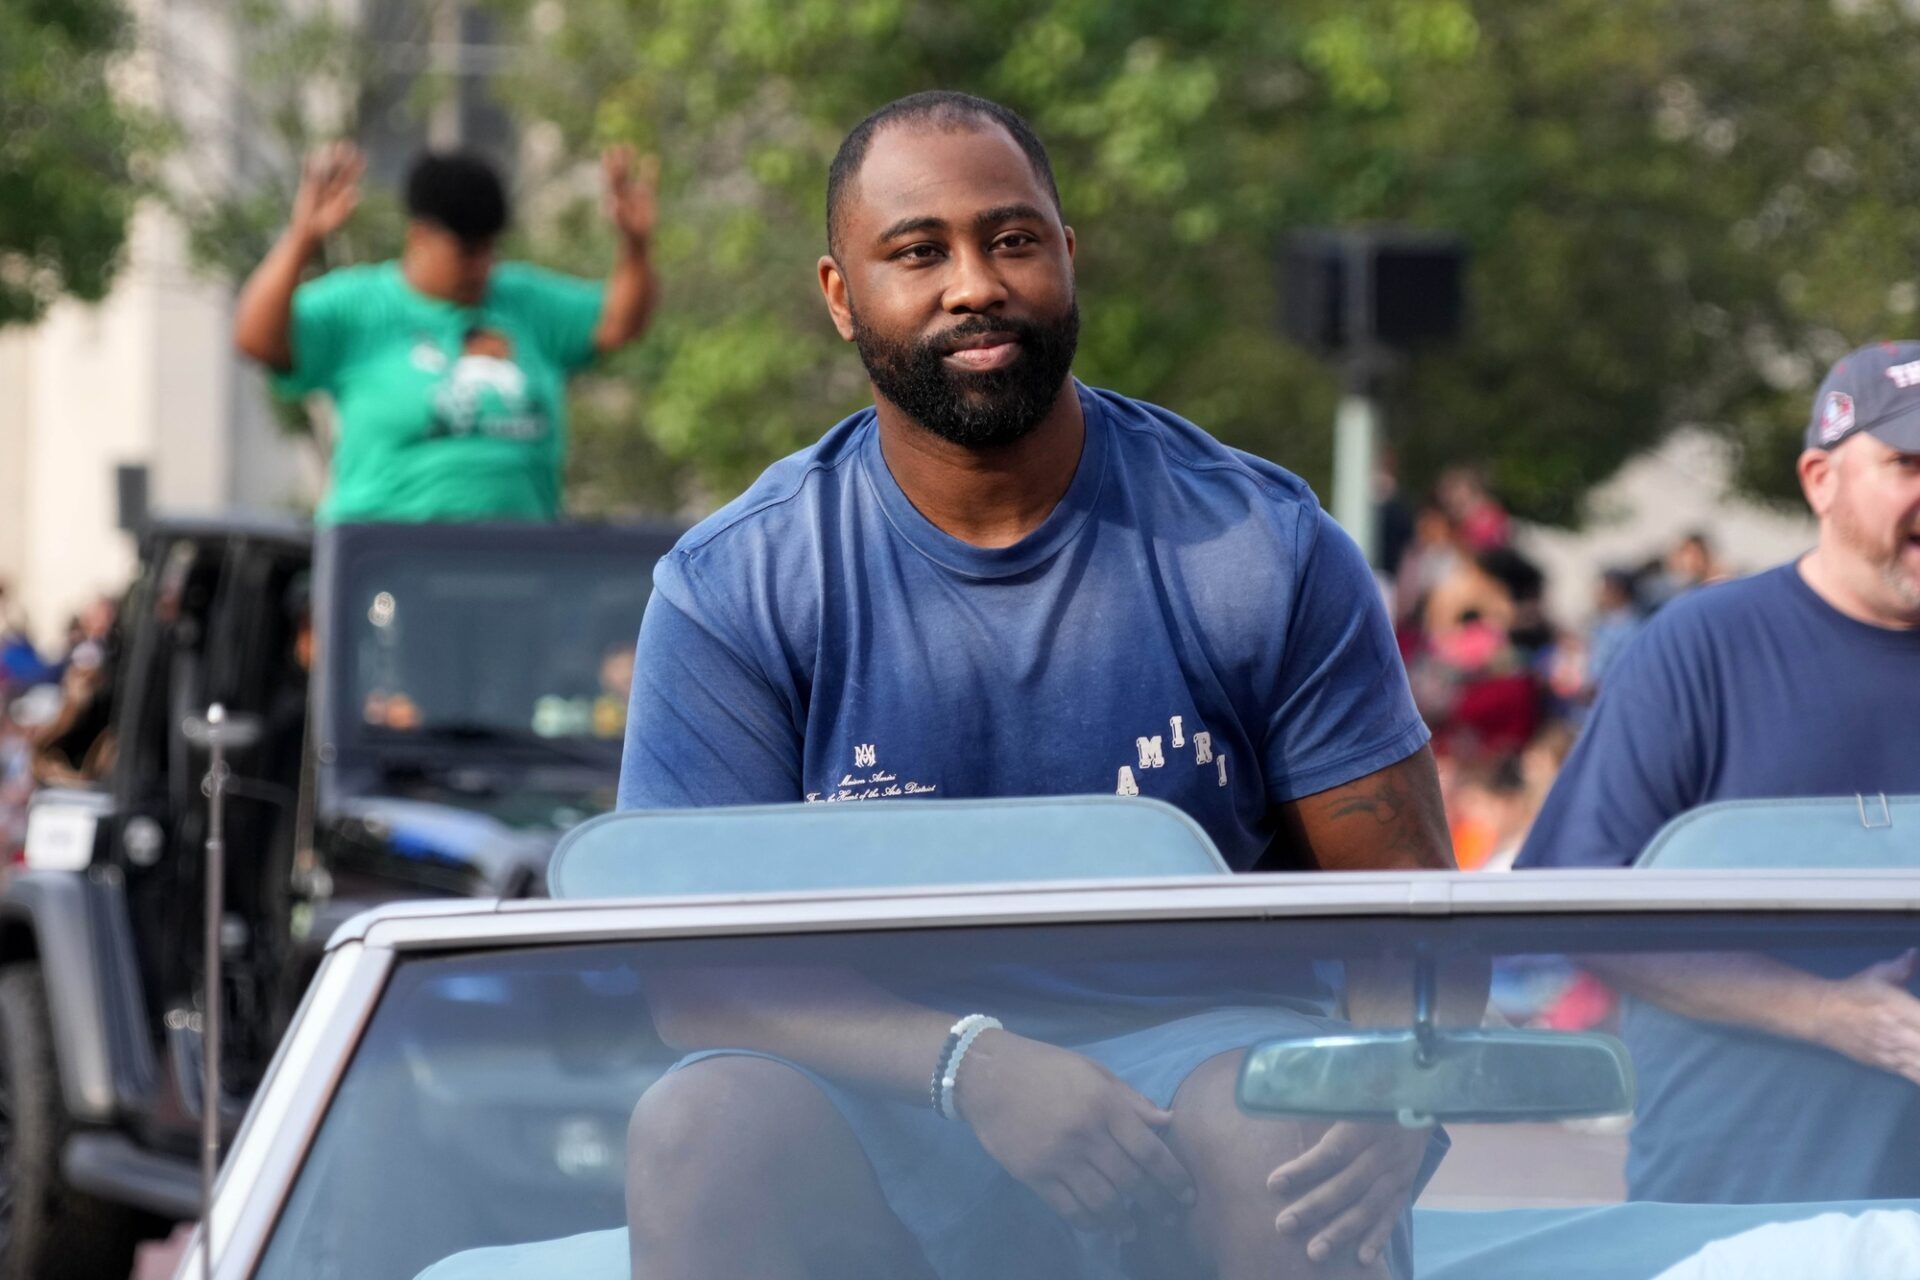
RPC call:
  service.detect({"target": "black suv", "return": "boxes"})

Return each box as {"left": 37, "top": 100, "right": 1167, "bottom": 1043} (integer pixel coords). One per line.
{"left": 0, "top": 516, "right": 678, "bottom": 1279}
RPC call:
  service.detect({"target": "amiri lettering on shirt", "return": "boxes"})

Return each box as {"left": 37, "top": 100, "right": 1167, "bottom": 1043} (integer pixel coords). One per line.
{"left": 1115, "top": 714, "right": 1226, "bottom": 797}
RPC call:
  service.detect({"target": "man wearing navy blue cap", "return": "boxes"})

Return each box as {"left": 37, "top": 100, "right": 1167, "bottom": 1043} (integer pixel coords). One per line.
{"left": 1519, "top": 340, "right": 1920, "bottom": 1202}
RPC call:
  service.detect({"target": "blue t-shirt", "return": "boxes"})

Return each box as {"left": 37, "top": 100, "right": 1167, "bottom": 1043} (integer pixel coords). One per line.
{"left": 1519, "top": 563, "right": 1920, "bottom": 870}
{"left": 618, "top": 382, "right": 1429, "bottom": 872}
{"left": 1518, "top": 563, "right": 1920, "bottom": 1204}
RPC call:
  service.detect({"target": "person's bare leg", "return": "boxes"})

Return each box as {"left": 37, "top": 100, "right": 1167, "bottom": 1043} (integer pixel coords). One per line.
{"left": 1147, "top": 1050, "right": 1395, "bottom": 1280}
{"left": 626, "top": 1056, "right": 939, "bottom": 1280}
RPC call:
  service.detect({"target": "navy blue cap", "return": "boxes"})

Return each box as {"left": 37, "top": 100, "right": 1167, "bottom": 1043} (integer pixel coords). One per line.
{"left": 1807, "top": 341, "right": 1920, "bottom": 452}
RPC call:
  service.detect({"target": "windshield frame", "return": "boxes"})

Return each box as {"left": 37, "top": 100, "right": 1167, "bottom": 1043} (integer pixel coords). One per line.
{"left": 196, "top": 868, "right": 1920, "bottom": 1278}
{"left": 309, "top": 521, "right": 682, "bottom": 798}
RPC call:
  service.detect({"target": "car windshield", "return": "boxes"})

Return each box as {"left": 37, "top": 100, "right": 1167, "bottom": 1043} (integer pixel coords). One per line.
{"left": 338, "top": 540, "right": 653, "bottom": 751}
{"left": 256, "top": 908, "right": 1920, "bottom": 1280}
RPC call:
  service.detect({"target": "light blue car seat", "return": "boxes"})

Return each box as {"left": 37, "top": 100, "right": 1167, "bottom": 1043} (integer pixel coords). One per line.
{"left": 1635, "top": 794, "right": 1920, "bottom": 869}
{"left": 547, "top": 795, "right": 1231, "bottom": 899}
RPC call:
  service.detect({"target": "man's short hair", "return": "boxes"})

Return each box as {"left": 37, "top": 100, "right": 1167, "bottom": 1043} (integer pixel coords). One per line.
{"left": 405, "top": 151, "right": 509, "bottom": 244}
{"left": 826, "top": 91, "right": 1061, "bottom": 257}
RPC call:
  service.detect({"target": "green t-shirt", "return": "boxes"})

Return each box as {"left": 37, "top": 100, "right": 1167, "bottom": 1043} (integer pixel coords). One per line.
{"left": 275, "top": 260, "right": 606, "bottom": 524}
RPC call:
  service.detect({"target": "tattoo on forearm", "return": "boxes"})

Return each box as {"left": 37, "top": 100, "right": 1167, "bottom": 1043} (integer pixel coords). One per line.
{"left": 1300, "top": 753, "right": 1455, "bottom": 872}
{"left": 1327, "top": 782, "right": 1406, "bottom": 826}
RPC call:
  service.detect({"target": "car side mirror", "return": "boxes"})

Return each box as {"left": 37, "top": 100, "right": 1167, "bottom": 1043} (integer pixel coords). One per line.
{"left": 181, "top": 708, "right": 263, "bottom": 757}
{"left": 1236, "top": 1026, "right": 1635, "bottom": 1127}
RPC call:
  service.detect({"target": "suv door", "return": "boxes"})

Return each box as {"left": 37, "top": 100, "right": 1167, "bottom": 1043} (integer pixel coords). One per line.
{"left": 107, "top": 531, "right": 228, "bottom": 1130}
{"left": 197, "top": 539, "right": 311, "bottom": 1088}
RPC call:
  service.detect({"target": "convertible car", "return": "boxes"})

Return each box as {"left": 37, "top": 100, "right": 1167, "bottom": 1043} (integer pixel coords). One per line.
{"left": 181, "top": 797, "right": 1920, "bottom": 1279}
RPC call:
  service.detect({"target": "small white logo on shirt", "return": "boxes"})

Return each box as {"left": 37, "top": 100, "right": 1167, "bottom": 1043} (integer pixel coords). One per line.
{"left": 411, "top": 339, "right": 448, "bottom": 373}
{"left": 1193, "top": 732, "right": 1214, "bottom": 765}
{"left": 806, "top": 741, "right": 936, "bottom": 802}
{"left": 1116, "top": 766, "right": 1140, "bottom": 797}
{"left": 1135, "top": 736, "right": 1165, "bottom": 769}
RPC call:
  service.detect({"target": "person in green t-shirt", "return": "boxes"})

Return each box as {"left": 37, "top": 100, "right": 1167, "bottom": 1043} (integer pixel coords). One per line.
{"left": 234, "top": 143, "right": 658, "bottom": 523}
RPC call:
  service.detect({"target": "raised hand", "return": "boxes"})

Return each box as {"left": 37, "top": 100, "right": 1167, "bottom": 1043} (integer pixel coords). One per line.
{"left": 952, "top": 1030, "right": 1196, "bottom": 1239}
{"left": 601, "top": 145, "right": 659, "bottom": 250}
{"left": 290, "top": 141, "right": 364, "bottom": 242}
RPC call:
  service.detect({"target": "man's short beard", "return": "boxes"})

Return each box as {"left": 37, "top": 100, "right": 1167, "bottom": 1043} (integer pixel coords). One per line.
{"left": 1830, "top": 489, "right": 1920, "bottom": 611}
{"left": 850, "top": 299, "right": 1079, "bottom": 449}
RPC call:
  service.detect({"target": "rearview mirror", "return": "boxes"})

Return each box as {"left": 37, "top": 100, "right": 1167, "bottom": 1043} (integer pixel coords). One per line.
{"left": 1237, "top": 1028, "right": 1635, "bottom": 1127}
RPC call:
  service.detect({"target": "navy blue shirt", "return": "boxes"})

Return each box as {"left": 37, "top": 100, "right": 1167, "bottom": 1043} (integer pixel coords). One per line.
{"left": 1519, "top": 563, "right": 1920, "bottom": 1204}
{"left": 1519, "top": 563, "right": 1920, "bottom": 869}
{"left": 618, "top": 383, "right": 1429, "bottom": 871}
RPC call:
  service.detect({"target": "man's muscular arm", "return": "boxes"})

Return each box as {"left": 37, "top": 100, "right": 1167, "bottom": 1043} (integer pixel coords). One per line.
{"left": 1275, "top": 745, "right": 1484, "bottom": 1024}
{"left": 1276, "top": 744, "right": 1454, "bottom": 874}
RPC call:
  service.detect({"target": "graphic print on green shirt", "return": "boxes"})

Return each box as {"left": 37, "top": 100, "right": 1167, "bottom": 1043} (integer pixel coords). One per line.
{"left": 274, "top": 260, "right": 606, "bottom": 524}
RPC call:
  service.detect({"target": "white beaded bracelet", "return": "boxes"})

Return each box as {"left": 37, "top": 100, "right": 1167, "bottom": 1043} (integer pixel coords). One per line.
{"left": 938, "top": 1014, "right": 1002, "bottom": 1121}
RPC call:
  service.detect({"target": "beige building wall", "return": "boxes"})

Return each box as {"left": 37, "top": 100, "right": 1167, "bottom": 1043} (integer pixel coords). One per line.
{"left": 0, "top": 206, "right": 315, "bottom": 650}
{"left": 0, "top": 337, "right": 31, "bottom": 614}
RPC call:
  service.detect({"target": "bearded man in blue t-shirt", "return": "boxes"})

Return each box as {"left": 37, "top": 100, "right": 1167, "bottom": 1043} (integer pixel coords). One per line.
{"left": 1519, "top": 341, "right": 1920, "bottom": 1204}
{"left": 619, "top": 92, "right": 1470, "bottom": 1280}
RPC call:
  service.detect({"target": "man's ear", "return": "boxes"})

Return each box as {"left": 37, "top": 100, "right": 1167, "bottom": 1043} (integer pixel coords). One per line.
{"left": 818, "top": 255, "right": 856, "bottom": 342}
{"left": 1063, "top": 224, "right": 1075, "bottom": 263}
{"left": 1798, "top": 447, "right": 1837, "bottom": 518}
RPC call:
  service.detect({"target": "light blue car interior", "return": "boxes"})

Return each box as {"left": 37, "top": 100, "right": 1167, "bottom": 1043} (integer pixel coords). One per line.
{"left": 1637, "top": 793, "right": 1920, "bottom": 868}
{"left": 547, "top": 795, "right": 1231, "bottom": 898}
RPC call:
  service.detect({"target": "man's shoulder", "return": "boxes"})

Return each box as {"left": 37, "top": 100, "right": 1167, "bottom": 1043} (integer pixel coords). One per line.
{"left": 664, "top": 409, "right": 876, "bottom": 573}
{"left": 1090, "top": 386, "right": 1318, "bottom": 514}
{"left": 1088, "top": 387, "right": 1334, "bottom": 588}
{"left": 1585, "top": 566, "right": 1807, "bottom": 714}
{"left": 489, "top": 261, "right": 597, "bottom": 303}
{"left": 1636, "top": 565, "right": 1800, "bottom": 650}
{"left": 295, "top": 260, "right": 396, "bottom": 308}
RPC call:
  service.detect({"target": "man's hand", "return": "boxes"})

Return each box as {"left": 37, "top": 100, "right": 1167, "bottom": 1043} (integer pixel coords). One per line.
{"left": 1811, "top": 949, "right": 1920, "bottom": 1084}
{"left": 602, "top": 145, "right": 658, "bottom": 250}
{"left": 1268, "top": 1121, "right": 1429, "bottom": 1267}
{"left": 953, "top": 1030, "right": 1196, "bottom": 1238}
{"left": 290, "top": 141, "right": 364, "bottom": 243}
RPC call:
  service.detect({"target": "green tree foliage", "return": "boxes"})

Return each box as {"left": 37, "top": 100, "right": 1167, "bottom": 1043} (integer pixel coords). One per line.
{"left": 183, "top": 0, "right": 1920, "bottom": 519}
{"left": 0, "top": 0, "right": 150, "bottom": 326}
{"left": 488, "top": 0, "right": 1920, "bottom": 520}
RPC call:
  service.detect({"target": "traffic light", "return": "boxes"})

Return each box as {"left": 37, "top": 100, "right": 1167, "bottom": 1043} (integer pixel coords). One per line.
{"left": 1279, "top": 230, "right": 1467, "bottom": 358}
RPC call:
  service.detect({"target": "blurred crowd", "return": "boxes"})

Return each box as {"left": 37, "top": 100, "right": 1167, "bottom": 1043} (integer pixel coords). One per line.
{"left": 1376, "top": 467, "right": 1737, "bottom": 1029}
{"left": 0, "top": 584, "right": 123, "bottom": 861}
{"left": 1381, "top": 467, "right": 1733, "bottom": 869}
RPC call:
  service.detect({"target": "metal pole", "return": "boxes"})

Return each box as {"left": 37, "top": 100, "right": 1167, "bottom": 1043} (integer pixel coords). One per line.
{"left": 1330, "top": 232, "right": 1380, "bottom": 569}
{"left": 201, "top": 704, "right": 227, "bottom": 1280}
{"left": 1332, "top": 388, "right": 1379, "bottom": 568}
